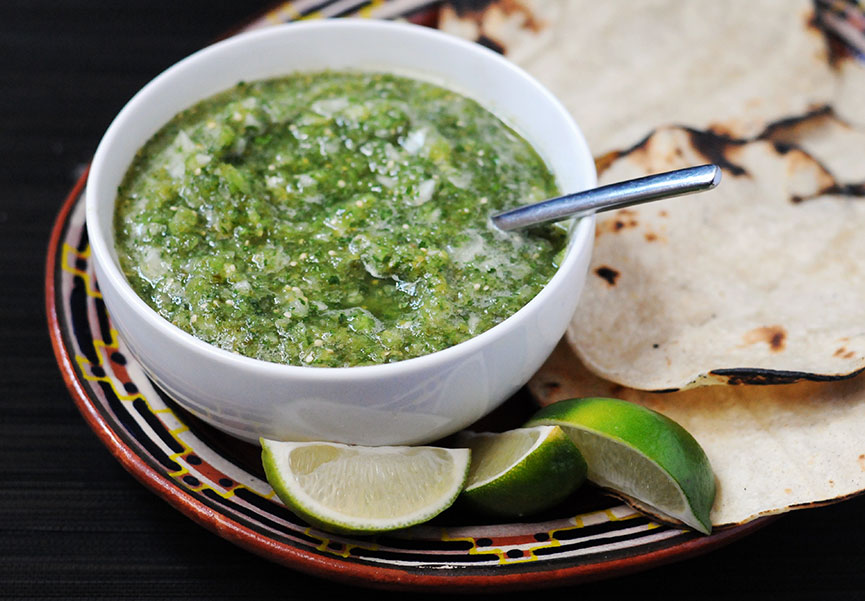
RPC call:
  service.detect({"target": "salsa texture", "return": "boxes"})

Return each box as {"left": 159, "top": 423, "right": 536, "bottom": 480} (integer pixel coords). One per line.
{"left": 114, "top": 72, "right": 564, "bottom": 367}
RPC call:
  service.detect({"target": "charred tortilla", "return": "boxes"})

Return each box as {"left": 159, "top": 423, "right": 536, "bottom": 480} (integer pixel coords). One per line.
{"left": 569, "top": 125, "right": 865, "bottom": 391}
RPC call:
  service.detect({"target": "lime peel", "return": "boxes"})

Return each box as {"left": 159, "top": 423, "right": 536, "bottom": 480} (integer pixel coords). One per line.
{"left": 261, "top": 438, "right": 470, "bottom": 534}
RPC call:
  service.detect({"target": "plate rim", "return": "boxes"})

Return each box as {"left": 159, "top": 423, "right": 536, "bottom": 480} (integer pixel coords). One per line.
{"left": 45, "top": 169, "right": 774, "bottom": 591}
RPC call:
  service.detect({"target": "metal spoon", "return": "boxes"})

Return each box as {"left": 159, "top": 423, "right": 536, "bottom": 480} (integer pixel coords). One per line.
{"left": 490, "top": 164, "right": 721, "bottom": 231}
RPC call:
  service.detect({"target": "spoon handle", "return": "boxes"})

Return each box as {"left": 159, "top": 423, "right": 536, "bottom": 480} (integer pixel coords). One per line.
{"left": 491, "top": 164, "right": 722, "bottom": 231}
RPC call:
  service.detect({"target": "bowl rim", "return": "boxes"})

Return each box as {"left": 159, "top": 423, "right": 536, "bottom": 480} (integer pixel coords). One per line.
{"left": 86, "top": 18, "right": 597, "bottom": 381}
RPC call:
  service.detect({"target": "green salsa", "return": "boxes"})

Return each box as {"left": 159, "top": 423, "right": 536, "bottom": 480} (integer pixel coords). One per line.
{"left": 114, "top": 72, "right": 564, "bottom": 367}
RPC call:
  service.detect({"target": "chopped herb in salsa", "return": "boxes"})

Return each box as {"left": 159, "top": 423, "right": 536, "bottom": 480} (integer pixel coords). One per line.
{"left": 114, "top": 71, "right": 564, "bottom": 367}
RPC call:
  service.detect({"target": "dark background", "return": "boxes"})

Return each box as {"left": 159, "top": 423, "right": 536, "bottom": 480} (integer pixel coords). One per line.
{"left": 2, "top": 1, "right": 865, "bottom": 599}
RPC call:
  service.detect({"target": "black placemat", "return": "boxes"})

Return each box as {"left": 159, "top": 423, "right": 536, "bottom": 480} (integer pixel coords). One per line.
{"left": 3, "top": 1, "right": 865, "bottom": 598}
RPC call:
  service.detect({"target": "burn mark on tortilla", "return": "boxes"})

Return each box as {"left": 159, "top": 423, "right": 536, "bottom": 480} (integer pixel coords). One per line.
{"left": 759, "top": 111, "right": 865, "bottom": 202}
{"left": 709, "top": 366, "right": 865, "bottom": 386}
{"left": 623, "top": 131, "right": 654, "bottom": 155}
{"left": 815, "top": 5, "right": 860, "bottom": 66}
{"left": 442, "top": 2, "right": 509, "bottom": 54}
{"left": 645, "top": 232, "right": 658, "bottom": 242}
{"left": 498, "top": 0, "right": 546, "bottom": 32}
{"left": 451, "top": 0, "right": 496, "bottom": 17}
{"left": 452, "top": 0, "right": 546, "bottom": 36}
{"left": 594, "top": 266, "right": 620, "bottom": 286}
{"left": 805, "top": 6, "right": 821, "bottom": 33}
{"left": 597, "top": 212, "right": 639, "bottom": 236}
{"left": 594, "top": 151, "right": 622, "bottom": 177}
{"left": 769, "top": 331, "right": 785, "bottom": 351}
{"left": 790, "top": 180, "right": 865, "bottom": 204}
{"left": 823, "top": 182, "right": 865, "bottom": 197}
{"left": 788, "top": 489, "right": 865, "bottom": 512}
{"left": 595, "top": 132, "right": 654, "bottom": 177}
{"left": 743, "top": 325, "right": 787, "bottom": 352}
{"left": 769, "top": 140, "right": 797, "bottom": 155}
{"left": 476, "top": 33, "right": 505, "bottom": 54}
{"left": 757, "top": 106, "right": 832, "bottom": 141}
{"left": 834, "top": 347, "right": 856, "bottom": 360}
{"left": 685, "top": 128, "right": 749, "bottom": 177}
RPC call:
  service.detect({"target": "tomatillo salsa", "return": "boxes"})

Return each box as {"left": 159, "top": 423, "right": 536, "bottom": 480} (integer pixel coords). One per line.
{"left": 114, "top": 72, "right": 564, "bottom": 367}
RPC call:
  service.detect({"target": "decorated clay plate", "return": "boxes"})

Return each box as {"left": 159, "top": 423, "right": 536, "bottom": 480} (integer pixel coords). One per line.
{"left": 48, "top": 0, "right": 851, "bottom": 588}
{"left": 46, "top": 173, "right": 767, "bottom": 591}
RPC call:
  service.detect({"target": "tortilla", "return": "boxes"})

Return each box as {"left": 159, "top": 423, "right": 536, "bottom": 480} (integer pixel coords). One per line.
{"left": 440, "top": 0, "right": 835, "bottom": 155}
{"left": 568, "top": 125, "right": 865, "bottom": 391}
{"left": 528, "top": 340, "right": 865, "bottom": 527}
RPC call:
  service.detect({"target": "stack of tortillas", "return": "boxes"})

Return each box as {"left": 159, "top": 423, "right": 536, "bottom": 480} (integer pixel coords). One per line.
{"left": 441, "top": 0, "right": 865, "bottom": 528}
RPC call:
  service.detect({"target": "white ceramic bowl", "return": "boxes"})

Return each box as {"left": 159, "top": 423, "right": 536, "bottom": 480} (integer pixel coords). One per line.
{"left": 86, "top": 20, "right": 596, "bottom": 445}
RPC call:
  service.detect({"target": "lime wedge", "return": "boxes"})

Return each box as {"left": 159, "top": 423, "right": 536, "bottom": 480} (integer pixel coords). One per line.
{"left": 526, "top": 398, "right": 716, "bottom": 534}
{"left": 459, "top": 425, "right": 587, "bottom": 517}
{"left": 260, "top": 439, "right": 470, "bottom": 534}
